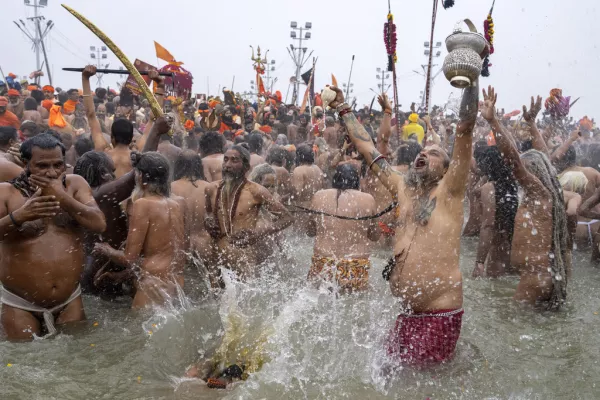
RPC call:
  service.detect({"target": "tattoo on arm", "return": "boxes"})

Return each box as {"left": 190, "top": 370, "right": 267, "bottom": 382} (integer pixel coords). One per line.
{"left": 342, "top": 113, "right": 373, "bottom": 142}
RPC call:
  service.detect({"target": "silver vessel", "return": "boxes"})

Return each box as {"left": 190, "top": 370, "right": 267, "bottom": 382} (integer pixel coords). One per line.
{"left": 443, "top": 19, "right": 490, "bottom": 88}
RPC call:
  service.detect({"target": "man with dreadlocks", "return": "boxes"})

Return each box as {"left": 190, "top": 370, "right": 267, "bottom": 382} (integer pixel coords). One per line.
{"left": 171, "top": 150, "right": 213, "bottom": 279}
{"left": 205, "top": 145, "right": 293, "bottom": 283}
{"left": 328, "top": 81, "right": 476, "bottom": 367}
{"left": 307, "top": 164, "right": 380, "bottom": 292}
{"left": 482, "top": 86, "right": 569, "bottom": 309}
{"left": 472, "top": 146, "right": 519, "bottom": 278}
{"left": 93, "top": 152, "right": 185, "bottom": 309}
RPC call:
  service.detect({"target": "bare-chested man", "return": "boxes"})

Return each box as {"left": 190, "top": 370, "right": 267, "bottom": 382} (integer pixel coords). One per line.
{"left": 171, "top": 150, "right": 213, "bottom": 270}
{"left": 200, "top": 131, "right": 225, "bottom": 182}
{"left": 205, "top": 146, "right": 293, "bottom": 283}
{"left": 93, "top": 152, "right": 185, "bottom": 309}
{"left": 307, "top": 164, "right": 380, "bottom": 292}
{"left": 248, "top": 132, "right": 266, "bottom": 170}
{"left": 0, "top": 134, "right": 106, "bottom": 340}
{"left": 291, "top": 144, "right": 324, "bottom": 207}
{"left": 482, "top": 86, "right": 569, "bottom": 309}
{"left": 0, "top": 127, "right": 23, "bottom": 181}
{"left": 107, "top": 119, "right": 134, "bottom": 178}
{"left": 329, "top": 82, "right": 476, "bottom": 366}
{"left": 267, "top": 146, "right": 292, "bottom": 203}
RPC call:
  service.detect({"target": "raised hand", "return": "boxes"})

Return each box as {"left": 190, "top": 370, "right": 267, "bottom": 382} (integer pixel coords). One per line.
{"left": 522, "top": 96, "right": 542, "bottom": 123}
{"left": 327, "top": 86, "right": 346, "bottom": 110}
{"left": 377, "top": 93, "right": 392, "bottom": 112}
{"left": 147, "top": 70, "right": 164, "bottom": 85}
{"left": 480, "top": 86, "right": 498, "bottom": 122}
{"left": 82, "top": 65, "right": 97, "bottom": 78}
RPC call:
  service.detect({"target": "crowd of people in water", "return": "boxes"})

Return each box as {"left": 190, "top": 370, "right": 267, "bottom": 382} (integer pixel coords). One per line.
{"left": 0, "top": 64, "right": 599, "bottom": 388}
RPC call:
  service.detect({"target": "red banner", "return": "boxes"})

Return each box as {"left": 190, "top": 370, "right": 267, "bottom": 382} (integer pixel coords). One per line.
{"left": 124, "top": 59, "right": 158, "bottom": 95}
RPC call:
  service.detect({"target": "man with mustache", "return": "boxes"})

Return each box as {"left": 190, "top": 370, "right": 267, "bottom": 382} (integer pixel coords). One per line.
{"left": 205, "top": 145, "right": 293, "bottom": 284}
{"left": 327, "top": 82, "right": 477, "bottom": 367}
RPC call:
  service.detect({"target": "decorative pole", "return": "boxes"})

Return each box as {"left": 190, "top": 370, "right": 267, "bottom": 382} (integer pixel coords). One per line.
{"left": 384, "top": 0, "right": 399, "bottom": 136}
{"left": 424, "top": 0, "right": 439, "bottom": 113}
{"left": 481, "top": 0, "right": 496, "bottom": 77}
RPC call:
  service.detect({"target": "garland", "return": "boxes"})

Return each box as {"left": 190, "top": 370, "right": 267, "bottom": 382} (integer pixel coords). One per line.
{"left": 383, "top": 13, "right": 397, "bottom": 72}
{"left": 482, "top": 2, "right": 495, "bottom": 77}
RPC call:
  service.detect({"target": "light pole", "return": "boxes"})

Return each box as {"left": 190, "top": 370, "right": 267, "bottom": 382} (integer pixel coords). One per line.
{"left": 287, "top": 21, "right": 313, "bottom": 105}
{"left": 343, "top": 82, "right": 354, "bottom": 101}
{"left": 376, "top": 67, "right": 391, "bottom": 95}
{"left": 90, "top": 45, "right": 109, "bottom": 86}
{"left": 422, "top": 40, "right": 442, "bottom": 112}
{"left": 13, "top": 0, "right": 54, "bottom": 85}
{"left": 265, "top": 59, "right": 277, "bottom": 93}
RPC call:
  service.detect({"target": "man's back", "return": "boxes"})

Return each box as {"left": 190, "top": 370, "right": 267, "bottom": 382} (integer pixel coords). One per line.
{"left": 158, "top": 141, "right": 182, "bottom": 179}
{"left": 135, "top": 196, "right": 185, "bottom": 277}
{"left": 202, "top": 154, "right": 224, "bottom": 182}
{"left": 0, "top": 158, "right": 23, "bottom": 182}
{"left": 171, "top": 179, "right": 209, "bottom": 238}
{"left": 292, "top": 164, "right": 323, "bottom": 203}
{"left": 311, "top": 189, "right": 377, "bottom": 258}
{"left": 108, "top": 146, "right": 132, "bottom": 179}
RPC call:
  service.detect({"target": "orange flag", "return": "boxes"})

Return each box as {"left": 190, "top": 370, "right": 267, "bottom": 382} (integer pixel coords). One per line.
{"left": 256, "top": 74, "right": 266, "bottom": 95}
{"left": 154, "top": 41, "right": 183, "bottom": 66}
{"left": 331, "top": 74, "right": 338, "bottom": 87}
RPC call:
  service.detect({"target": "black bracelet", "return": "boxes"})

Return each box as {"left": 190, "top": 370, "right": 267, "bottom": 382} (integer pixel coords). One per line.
{"left": 9, "top": 212, "right": 21, "bottom": 227}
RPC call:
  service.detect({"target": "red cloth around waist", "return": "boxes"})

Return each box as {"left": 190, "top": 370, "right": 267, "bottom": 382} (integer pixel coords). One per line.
{"left": 386, "top": 309, "right": 463, "bottom": 366}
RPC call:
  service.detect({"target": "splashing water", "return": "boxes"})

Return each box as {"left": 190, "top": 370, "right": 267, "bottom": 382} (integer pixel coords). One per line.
{"left": 1, "top": 234, "right": 600, "bottom": 399}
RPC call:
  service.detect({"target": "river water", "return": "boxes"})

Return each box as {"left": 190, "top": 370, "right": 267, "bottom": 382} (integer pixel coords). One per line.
{"left": 1, "top": 234, "right": 600, "bottom": 400}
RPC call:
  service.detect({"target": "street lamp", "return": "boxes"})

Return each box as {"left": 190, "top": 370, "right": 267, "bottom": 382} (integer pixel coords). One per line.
{"left": 288, "top": 21, "right": 313, "bottom": 105}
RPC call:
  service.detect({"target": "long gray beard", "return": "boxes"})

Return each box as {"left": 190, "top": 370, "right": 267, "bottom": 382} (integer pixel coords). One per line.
{"left": 131, "top": 184, "right": 144, "bottom": 202}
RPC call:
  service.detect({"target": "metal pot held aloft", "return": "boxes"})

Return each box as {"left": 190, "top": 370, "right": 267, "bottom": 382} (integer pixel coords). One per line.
{"left": 443, "top": 19, "right": 490, "bottom": 88}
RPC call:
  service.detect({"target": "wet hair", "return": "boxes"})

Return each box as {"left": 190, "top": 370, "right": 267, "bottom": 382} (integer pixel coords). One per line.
{"left": 473, "top": 140, "right": 488, "bottom": 164}
{"left": 478, "top": 146, "right": 518, "bottom": 244}
{"left": 325, "top": 116, "right": 335, "bottom": 127}
{"left": 267, "top": 146, "right": 288, "bottom": 166}
{"left": 74, "top": 136, "right": 94, "bottom": 157}
{"left": 332, "top": 164, "right": 360, "bottom": 191}
{"left": 185, "top": 134, "right": 199, "bottom": 151}
{"left": 248, "top": 132, "right": 263, "bottom": 154}
{"left": 105, "top": 102, "right": 115, "bottom": 115}
{"left": 284, "top": 148, "right": 296, "bottom": 171}
{"left": 229, "top": 145, "right": 251, "bottom": 172}
{"left": 559, "top": 145, "right": 577, "bottom": 170}
{"left": 74, "top": 151, "right": 114, "bottom": 188}
{"left": 520, "top": 139, "right": 533, "bottom": 153}
{"left": 174, "top": 150, "right": 205, "bottom": 184}
{"left": 296, "top": 144, "right": 314, "bottom": 165}
{"left": 131, "top": 151, "right": 171, "bottom": 197}
{"left": 119, "top": 87, "right": 134, "bottom": 107}
{"left": 30, "top": 90, "right": 44, "bottom": 104}
{"left": 20, "top": 120, "right": 38, "bottom": 136}
{"left": 395, "top": 141, "right": 422, "bottom": 166}
{"left": 24, "top": 97, "right": 38, "bottom": 111}
{"left": 248, "top": 163, "right": 276, "bottom": 185}
{"left": 96, "top": 87, "right": 107, "bottom": 99}
{"left": 520, "top": 149, "right": 568, "bottom": 310}
{"left": 0, "top": 126, "right": 18, "bottom": 146}
{"left": 223, "top": 130, "right": 234, "bottom": 141}
{"left": 199, "top": 131, "right": 225, "bottom": 156}
{"left": 20, "top": 133, "right": 65, "bottom": 162}
{"left": 111, "top": 118, "right": 134, "bottom": 145}
{"left": 57, "top": 92, "right": 68, "bottom": 104}
{"left": 234, "top": 135, "right": 246, "bottom": 145}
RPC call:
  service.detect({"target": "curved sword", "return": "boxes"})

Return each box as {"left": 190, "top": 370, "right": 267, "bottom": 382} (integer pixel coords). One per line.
{"left": 61, "top": 4, "right": 163, "bottom": 119}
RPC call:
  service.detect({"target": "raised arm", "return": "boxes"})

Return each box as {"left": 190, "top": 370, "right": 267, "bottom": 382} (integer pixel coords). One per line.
{"left": 580, "top": 186, "right": 600, "bottom": 219}
{"left": 522, "top": 96, "right": 547, "bottom": 154}
{"left": 482, "top": 86, "right": 539, "bottom": 188}
{"left": 441, "top": 80, "right": 478, "bottom": 197}
{"left": 551, "top": 129, "right": 581, "bottom": 163}
{"left": 329, "top": 86, "right": 400, "bottom": 197}
{"left": 376, "top": 94, "right": 393, "bottom": 157}
{"left": 82, "top": 65, "right": 111, "bottom": 152}
{"left": 473, "top": 183, "right": 494, "bottom": 277}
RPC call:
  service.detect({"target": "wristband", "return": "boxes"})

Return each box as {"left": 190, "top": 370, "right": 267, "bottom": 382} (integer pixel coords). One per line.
{"left": 9, "top": 212, "right": 21, "bottom": 227}
{"left": 369, "top": 154, "right": 386, "bottom": 169}
{"left": 336, "top": 102, "right": 350, "bottom": 112}
{"left": 339, "top": 108, "right": 352, "bottom": 118}
{"left": 384, "top": 109, "right": 392, "bottom": 115}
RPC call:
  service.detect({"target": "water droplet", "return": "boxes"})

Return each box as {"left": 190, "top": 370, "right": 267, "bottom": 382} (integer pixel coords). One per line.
{"left": 531, "top": 228, "right": 538, "bottom": 236}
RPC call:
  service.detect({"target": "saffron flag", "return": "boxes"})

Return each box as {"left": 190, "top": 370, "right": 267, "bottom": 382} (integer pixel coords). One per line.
{"left": 331, "top": 74, "right": 338, "bottom": 87}
{"left": 154, "top": 41, "right": 184, "bottom": 66}
{"left": 256, "top": 74, "right": 266, "bottom": 95}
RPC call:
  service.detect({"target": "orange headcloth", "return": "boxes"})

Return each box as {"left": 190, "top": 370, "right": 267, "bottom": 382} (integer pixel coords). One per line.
{"left": 7, "top": 89, "right": 20, "bottom": 97}
{"left": 62, "top": 99, "right": 78, "bottom": 114}
{"left": 41, "top": 99, "right": 54, "bottom": 111}
{"left": 42, "top": 85, "right": 55, "bottom": 93}
{"left": 49, "top": 105, "right": 67, "bottom": 128}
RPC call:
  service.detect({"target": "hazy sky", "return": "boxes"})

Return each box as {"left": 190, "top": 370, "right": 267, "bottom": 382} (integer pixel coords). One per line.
{"left": 2, "top": 0, "right": 598, "bottom": 119}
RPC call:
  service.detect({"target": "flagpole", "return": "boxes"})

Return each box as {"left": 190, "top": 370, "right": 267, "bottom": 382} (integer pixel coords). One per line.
{"left": 231, "top": 76, "right": 235, "bottom": 91}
